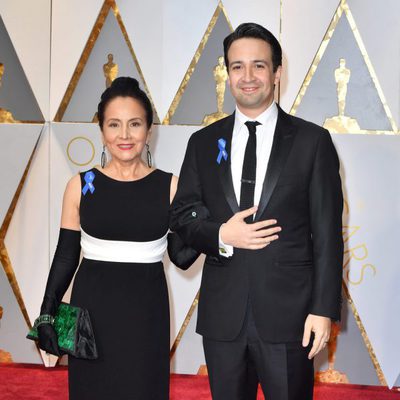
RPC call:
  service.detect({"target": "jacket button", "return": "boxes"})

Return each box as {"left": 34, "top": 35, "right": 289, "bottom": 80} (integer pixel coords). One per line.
{"left": 192, "top": 211, "right": 197, "bottom": 217}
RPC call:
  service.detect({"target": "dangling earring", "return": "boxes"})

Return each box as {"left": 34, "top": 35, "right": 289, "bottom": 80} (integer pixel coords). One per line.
{"left": 146, "top": 143, "right": 152, "bottom": 168}
{"left": 101, "top": 145, "right": 107, "bottom": 168}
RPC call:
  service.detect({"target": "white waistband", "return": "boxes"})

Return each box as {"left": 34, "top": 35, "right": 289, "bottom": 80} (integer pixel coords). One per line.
{"left": 81, "top": 228, "right": 167, "bottom": 263}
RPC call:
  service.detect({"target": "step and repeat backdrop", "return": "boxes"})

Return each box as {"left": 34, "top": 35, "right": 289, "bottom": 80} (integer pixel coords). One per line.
{"left": 0, "top": 0, "right": 399, "bottom": 389}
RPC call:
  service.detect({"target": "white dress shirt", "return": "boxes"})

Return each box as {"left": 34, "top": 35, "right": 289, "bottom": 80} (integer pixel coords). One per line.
{"left": 219, "top": 102, "right": 278, "bottom": 257}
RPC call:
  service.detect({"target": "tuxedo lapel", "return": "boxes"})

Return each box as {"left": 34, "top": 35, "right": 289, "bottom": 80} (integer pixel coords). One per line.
{"left": 216, "top": 114, "right": 239, "bottom": 214}
{"left": 255, "top": 107, "right": 296, "bottom": 221}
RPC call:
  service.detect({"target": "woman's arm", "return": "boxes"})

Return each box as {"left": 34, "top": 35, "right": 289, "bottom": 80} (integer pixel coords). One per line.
{"left": 36, "top": 175, "right": 82, "bottom": 356}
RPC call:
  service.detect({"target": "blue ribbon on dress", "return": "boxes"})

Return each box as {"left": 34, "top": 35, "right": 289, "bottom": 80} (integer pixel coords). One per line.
{"left": 82, "top": 171, "right": 95, "bottom": 195}
{"left": 216, "top": 138, "right": 228, "bottom": 164}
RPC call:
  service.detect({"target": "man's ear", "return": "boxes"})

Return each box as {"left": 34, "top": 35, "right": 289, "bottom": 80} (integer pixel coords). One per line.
{"left": 274, "top": 65, "right": 282, "bottom": 86}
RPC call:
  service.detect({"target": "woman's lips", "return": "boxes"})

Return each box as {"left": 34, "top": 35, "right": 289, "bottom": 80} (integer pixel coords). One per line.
{"left": 117, "top": 144, "right": 134, "bottom": 150}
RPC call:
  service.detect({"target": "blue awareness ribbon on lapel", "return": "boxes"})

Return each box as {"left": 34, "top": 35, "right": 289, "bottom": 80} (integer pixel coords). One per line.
{"left": 216, "top": 138, "right": 228, "bottom": 164}
{"left": 82, "top": 171, "right": 95, "bottom": 195}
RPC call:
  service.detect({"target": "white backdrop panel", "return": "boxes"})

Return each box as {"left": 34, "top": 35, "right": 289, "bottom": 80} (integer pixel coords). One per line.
{"left": 223, "top": 0, "right": 279, "bottom": 36}
{"left": 106, "top": 0, "right": 219, "bottom": 121}
{"left": 0, "top": 124, "right": 42, "bottom": 227}
{"left": 0, "top": 265, "right": 42, "bottom": 363}
{"left": 0, "top": 0, "right": 51, "bottom": 119}
{"left": 50, "top": 0, "right": 105, "bottom": 119}
{"left": 5, "top": 125, "right": 50, "bottom": 323}
{"left": 348, "top": 0, "right": 400, "bottom": 128}
{"left": 280, "top": 0, "right": 340, "bottom": 111}
{"left": 114, "top": 0, "right": 162, "bottom": 118}
{"left": 333, "top": 134, "right": 400, "bottom": 388}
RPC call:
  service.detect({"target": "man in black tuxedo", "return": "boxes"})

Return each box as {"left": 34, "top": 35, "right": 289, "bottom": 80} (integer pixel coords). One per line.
{"left": 170, "top": 23, "right": 343, "bottom": 400}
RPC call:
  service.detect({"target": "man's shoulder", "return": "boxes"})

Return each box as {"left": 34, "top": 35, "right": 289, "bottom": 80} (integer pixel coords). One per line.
{"left": 190, "top": 114, "right": 234, "bottom": 144}
{"left": 280, "top": 108, "right": 330, "bottom": 139}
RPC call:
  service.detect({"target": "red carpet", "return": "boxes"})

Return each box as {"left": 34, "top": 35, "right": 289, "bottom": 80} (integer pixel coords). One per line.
{"left": 1, "top": 363, "right": 400, "bottom": 399}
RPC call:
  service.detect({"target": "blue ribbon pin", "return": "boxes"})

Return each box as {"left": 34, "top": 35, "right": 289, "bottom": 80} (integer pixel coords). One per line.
{"left": 82, "top": 171, "right": 95, "bottom": 195}
{"left": 216, "top": 138, "right": 228, "bottom": 164}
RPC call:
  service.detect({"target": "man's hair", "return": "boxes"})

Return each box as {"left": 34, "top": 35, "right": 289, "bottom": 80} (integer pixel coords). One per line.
{"left": 223, "top": 23, "right": 282, "bottom": 72}
{"left": 97, "top": 77, "right": 153, "bottom": 129}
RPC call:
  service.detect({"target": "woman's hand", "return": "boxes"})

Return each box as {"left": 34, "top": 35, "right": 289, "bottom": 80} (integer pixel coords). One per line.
{"left": 37, "top": 323, "right": 61, "bottom": 357}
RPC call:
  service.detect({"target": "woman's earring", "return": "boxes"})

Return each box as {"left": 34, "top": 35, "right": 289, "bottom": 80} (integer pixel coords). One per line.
{"left": 101, "top": 145, "right": 107, "bottom": 169}
{"left": 146, "top": 143, "right": 152, "bottom": 168}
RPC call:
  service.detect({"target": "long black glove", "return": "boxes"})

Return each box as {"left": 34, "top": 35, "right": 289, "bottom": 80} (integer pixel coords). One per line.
{"left": 167, "top": 232, "right": 200, "bottom": 270}
{"left": 37, "top": 228, "right": 81, "bottom": 356}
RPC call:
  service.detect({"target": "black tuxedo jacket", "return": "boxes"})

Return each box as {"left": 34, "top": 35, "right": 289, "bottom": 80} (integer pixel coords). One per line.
{"left": 170, "top": 106, "right": 343, "bottom": 343}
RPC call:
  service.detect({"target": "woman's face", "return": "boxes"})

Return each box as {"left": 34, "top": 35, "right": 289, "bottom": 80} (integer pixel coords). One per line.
{"left": 102, "top": 96, "right": 150, "bottom": 165}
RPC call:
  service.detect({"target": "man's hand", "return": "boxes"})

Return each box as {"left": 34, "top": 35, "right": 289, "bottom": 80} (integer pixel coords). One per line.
{"left": 302, "top": 314, "right": 331, "bottom": 359}
{"left": 220, "top": 206, "right": 281, "bottom": 249}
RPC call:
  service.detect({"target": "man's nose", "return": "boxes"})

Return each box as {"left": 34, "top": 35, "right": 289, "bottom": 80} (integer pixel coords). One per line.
{"left": 243, "top": 66, "right": 254, "bottom": 82}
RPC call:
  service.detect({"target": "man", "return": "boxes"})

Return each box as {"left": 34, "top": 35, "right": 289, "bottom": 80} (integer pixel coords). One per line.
{"left": 170, "top": 23, "right": 343, "bottom": 400}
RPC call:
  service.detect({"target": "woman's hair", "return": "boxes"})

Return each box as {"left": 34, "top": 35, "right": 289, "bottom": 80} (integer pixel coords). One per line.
{"left": 97, "top": 77, "right": 153, "bottom": 129}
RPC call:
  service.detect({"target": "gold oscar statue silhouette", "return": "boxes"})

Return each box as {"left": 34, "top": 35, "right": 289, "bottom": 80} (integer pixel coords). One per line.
{"left": 323, "top": 58, "right": 360, "bottom": 133}
{"left": 103, "top": 53, "right": 119, "bottom": 88}
{"left": 93, "top": 54, "right": 119, "bottom": 122}
{"left": 315, "top": 322, "right": 349, "bottom": 383}
{"left": 202, "top": 56, "right": 229, "bottom": 126}
{"left": 0, "top": 62, "right": 17, "bottom": 123}
{"left": 0, "top": 305, "right": 13, "bottom": 362}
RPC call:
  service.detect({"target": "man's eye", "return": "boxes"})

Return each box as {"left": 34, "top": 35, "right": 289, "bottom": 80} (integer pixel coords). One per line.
{"left": 130, "top": 121, "right": 140, "bottom": 127}
{"left": 109, "top": 122, "right": 118, "bottom": 128}
{"left": 255, "top": 64, "right": 265, "bottom": 69}
{"left": 231, "top": 65, "right": 241, "bottom": 70}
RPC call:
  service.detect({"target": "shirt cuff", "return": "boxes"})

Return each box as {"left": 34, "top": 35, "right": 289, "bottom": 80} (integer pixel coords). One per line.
{"left": 218, "top": 225, "right": 233, "bottom": 258}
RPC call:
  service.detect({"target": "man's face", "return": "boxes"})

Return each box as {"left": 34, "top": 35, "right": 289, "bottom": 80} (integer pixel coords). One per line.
{"left": 227, "top": 38, "right": 281, "bottom": 118}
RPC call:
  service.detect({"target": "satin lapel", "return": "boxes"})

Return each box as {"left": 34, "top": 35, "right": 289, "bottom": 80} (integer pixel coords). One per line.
{"left": 255, "top": 107, "right": 296, "bottom": 221}
{"left": 216, "top": 113, "right": 239, "bottom": 214}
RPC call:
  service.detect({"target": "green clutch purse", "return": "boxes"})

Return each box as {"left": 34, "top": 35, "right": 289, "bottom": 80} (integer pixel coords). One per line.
{"left": 27, "top": 302, "right": 98, "bottom": 360}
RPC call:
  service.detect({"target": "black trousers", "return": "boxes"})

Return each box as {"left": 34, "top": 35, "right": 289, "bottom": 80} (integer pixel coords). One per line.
{"left": 203, "top": 300, "right": 314, "bottom": 400}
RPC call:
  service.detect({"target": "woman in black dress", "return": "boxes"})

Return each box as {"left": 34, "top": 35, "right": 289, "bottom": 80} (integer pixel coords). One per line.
{"left": 34, "top": 77, "right": 197, "bottom": 399}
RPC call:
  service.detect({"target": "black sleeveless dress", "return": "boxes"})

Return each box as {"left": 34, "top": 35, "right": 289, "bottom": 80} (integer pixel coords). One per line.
{"left": 68, "top": 168, "right": 171, "bottom": 400}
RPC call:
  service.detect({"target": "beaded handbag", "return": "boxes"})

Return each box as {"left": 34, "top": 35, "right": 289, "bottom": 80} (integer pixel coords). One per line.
{"left": 27, "top": 302, "right": 98, "bottom": 360}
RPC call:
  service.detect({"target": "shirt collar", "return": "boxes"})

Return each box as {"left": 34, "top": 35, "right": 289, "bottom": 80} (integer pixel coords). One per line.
{"left": 235, "top": 102, "right": 278, "bottom": 128}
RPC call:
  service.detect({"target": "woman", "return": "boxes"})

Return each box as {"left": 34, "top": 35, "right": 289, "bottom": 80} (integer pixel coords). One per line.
{"left": 35, "top": 77, "right": 197, "bottom": 399}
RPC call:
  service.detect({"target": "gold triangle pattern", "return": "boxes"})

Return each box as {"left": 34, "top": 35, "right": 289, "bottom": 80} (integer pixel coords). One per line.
{"left": 289, "top": 0, "right": 398, "bottom": 135}
{"left": 54, "top": 0, "right": 159, "bottom": 123}
{"left": 170, "top": 291, "right": 199, "bottom": 359}
{"left": 342, "top": 284, "right": 387, "bottom": 385}
{"left": 162, "top": 1, "right": 233, "bottom": 125}
{"left": 341, "top": 195, "right": 387, "bottom": 384}
{"left": 0, "top": 133, "right": 42, "bottom": 329}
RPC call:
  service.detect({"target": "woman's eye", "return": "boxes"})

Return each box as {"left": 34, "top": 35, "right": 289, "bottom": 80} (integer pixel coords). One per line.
{"left": 130, "top": 121, "right": 140, "bottom": 127}
{"left": 109, "top": 122, "right": 118, "bottom": 128}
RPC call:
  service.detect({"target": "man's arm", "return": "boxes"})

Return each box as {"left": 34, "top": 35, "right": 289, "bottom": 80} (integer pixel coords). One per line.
{"left": 170, "top": 134, "right": 281, "bottom": 256}
{"left": 302, "top": 130, "right": 344, "bottom": 358}
{"left": 170, "top": 134, "right": 222, "bottom": 256}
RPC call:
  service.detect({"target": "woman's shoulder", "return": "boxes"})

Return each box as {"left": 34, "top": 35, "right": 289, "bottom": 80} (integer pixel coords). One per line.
{"left": 154, "top": 168, "right": 173, "bottom": 178}
{"left": 152, "top": 168, "right": 174, "bottom": 184}
{"left": 66, "top": 173, "right": 82, "bottom": 192}
{"left": 79, "top": 168, "right": 98, "bottom": 180}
